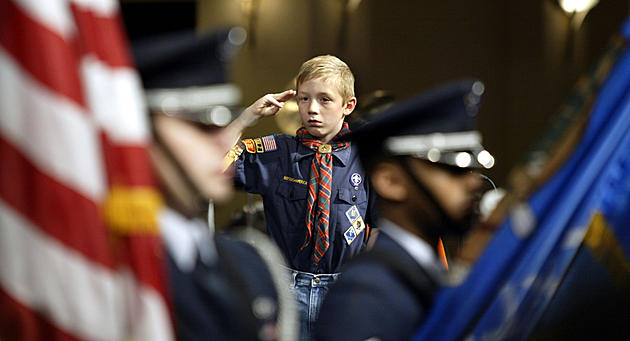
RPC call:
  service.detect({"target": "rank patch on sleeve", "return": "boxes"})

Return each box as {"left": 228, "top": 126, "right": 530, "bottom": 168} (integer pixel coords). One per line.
{"left": 254, "top": 138, "right": 264, "bottom": 153}
{"left": 344, "top": 226, "right": 357, "bottom": 245}
{"left": 345, "top": 205, "right": 360, "bottom": 223}
{"left": 243, "top": 139, "right": 256, "bottom": 153}
{"left": 261, "top": 135, "right": 277, "bottom": 152}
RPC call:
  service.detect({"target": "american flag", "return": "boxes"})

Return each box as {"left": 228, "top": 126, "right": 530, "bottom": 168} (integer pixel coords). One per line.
{"left": 262, "top": 135, "right": 277, "bottom": 152}
{"left": 0, "top": 1, "right": 174, "bottom": 340}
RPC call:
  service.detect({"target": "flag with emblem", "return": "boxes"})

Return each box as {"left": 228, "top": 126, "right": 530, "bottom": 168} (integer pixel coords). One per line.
{"left": 0, "top": 1, "right": 174, "bottom": 340}
{"left": 413, "top": 16, "right": 630, "bottom": 340}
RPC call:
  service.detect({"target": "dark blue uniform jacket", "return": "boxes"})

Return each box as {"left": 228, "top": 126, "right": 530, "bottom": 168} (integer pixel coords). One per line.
{"left": 235, "top": 134, "right": 376, "bottom": 274}
{"left": 314, "top": 232, "right": 441, "bottom": 341}
{"left": 168, "top": 233, "right": 278, "bottom": 341}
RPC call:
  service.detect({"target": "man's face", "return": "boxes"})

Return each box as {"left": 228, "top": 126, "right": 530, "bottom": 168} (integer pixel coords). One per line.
{"left": 409, "top": 158, "right": 484, "bottom": 230}
{"left": 297, "top": 77, "right": 355, "bottom": 143}
{"left": 152, "top": 114, "right": 234, "bottom": 204}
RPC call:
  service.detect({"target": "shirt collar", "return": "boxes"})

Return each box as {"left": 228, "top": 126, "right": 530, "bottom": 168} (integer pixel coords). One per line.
{"left": 378, "top": 218, "right": 446, "bottom": 281}
{"left": 160, "top": 208, "right": 217, "bottom": 271}
{"left": 293, "top": 139, "right": 352, "bottom": 167}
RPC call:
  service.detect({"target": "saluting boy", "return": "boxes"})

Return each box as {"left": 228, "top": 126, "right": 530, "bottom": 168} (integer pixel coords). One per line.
{"left": 225, "top": 55, "right": 376, "bottom": 340}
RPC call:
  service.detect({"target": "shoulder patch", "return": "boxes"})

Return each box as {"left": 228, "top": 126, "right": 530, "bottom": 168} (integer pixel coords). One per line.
{"left": 243, "top": 135, "right": 279, "bottom": 153}
{"left": 261, "top": 135, "right": 277, "bottom": 152}
{"left": 243, "top": 139, "right": 256, "bottom": 153}
{"left": 254, "top": 138, "right": 264, "bottom": 153}
{"left": 223, "top": 144, "right": 243, "bottom": 170}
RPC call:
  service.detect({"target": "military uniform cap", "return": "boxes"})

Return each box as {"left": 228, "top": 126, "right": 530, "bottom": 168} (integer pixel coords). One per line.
{"left": 350, "top": 79, "right": 494, "bottom": 169}
{"left": 132, "top": 28, "right": 247, "bottom": 126}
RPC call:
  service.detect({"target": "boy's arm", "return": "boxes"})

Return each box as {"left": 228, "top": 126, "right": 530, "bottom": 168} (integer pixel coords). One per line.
{"left": 224, "top": 90, "right": 296, "bottom": 147}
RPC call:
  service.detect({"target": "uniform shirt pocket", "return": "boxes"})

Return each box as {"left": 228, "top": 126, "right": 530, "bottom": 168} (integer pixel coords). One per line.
{"left": 336, "top": 187, "right": 367, "bottom": 205}
{"left": 276, "top": 180, "right": 308, "bottom": 201}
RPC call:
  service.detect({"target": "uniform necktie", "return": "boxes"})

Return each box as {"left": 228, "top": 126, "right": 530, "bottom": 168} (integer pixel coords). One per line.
{"left": 296, "top": 122, "right": 350, "bottom": 263}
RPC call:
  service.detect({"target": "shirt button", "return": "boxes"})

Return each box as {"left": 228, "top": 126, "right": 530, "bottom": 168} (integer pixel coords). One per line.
{"left": 314, "top": 278, "right": 321, "bottom": 283}
{"left": 352, "top": 195, "right": 357, "bottom": 202}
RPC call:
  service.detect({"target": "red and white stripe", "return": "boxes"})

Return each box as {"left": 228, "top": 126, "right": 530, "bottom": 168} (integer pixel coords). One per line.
{"left": 0, "top": 0, "right": 174, "bottom": 340}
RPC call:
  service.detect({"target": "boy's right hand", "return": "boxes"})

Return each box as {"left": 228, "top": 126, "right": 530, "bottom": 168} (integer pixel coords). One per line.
{"left": 225, "top": 89, "right": 296, "bottom": 148}
{"left": 241, "top": 89, "right": 296, "bottom": 123}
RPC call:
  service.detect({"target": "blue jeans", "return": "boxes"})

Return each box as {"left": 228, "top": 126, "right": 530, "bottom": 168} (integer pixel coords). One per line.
{"left": 289, "top": 269, "right": 339, "bottom": 341}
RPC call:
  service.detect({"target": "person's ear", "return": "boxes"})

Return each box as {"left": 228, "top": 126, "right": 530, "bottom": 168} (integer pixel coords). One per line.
{"left": 343, "top": 97, "right": 357, "bottom": 117}
{"left": 371, "top": 162, "right": 408, "bottom": 202}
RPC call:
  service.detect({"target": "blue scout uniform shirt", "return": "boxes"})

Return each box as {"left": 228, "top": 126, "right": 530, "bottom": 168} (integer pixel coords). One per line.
{"left": 234, "top": 133, "right": 376, "bottom": 274}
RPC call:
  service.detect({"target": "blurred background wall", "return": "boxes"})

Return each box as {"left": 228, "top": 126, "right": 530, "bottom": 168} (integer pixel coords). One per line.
{"left": 121, "top": 0, "right": 629, "bottom": 227}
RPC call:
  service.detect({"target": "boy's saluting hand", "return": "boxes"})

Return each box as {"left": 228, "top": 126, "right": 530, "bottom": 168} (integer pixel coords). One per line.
{"left": 245, "top": 89, "right": 296, "bottom": 121}
{"left": 226, "top": 89, "right": 296, "bottom": 143}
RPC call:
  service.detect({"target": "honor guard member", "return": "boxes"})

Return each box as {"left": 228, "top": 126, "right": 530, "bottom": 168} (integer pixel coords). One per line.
{"left": 132, "top": 29, "right": 297, "bottom": 341}
{"left": 224, "top": 55, "right": 377, "bottom": 340}
{"left": 314, "top": 79, "right": 494, "bottom": 341}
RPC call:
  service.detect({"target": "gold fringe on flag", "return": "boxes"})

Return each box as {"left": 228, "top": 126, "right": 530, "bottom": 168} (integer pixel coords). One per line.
{"left": 104, "top": 186, "right": 164, "bottom": 235}
{"left": 584, "top": 213, "right": 630, "bottom": 292}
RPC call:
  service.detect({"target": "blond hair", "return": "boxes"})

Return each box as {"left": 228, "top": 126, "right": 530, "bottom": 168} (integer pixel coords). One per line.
{"left": 296, "top": 55, "right": 355, "bottom": 103}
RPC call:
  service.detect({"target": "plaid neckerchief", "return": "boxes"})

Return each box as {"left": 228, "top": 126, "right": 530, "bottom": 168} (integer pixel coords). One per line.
{"left": 296, "top": 122, "right": 351, "bottom": 263}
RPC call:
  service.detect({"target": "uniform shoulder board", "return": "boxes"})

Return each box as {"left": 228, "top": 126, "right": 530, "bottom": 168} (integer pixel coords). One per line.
{"left": 242, "top": 135, "right": 278, "bottom": 154}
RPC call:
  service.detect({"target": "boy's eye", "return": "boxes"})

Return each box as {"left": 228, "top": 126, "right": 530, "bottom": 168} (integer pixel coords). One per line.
{"left": 321, "top": 97, "right": 331, "bottom": 102}
{"left": 299, "top": 96, "right": 309, "bottom": 102}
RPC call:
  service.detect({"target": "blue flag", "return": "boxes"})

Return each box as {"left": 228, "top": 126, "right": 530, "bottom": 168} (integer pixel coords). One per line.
{"left": 413, "top": 16, "right": 630, "bottom": 341}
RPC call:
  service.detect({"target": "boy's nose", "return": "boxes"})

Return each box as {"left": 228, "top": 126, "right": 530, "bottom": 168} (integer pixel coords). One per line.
{"left": 307, "top": 101, "right": 320, "bottom": 114}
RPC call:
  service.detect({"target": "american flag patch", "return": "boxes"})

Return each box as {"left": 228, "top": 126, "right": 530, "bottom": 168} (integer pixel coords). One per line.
{"left": 262, "top": 135, "right": 277, "bottom": 152}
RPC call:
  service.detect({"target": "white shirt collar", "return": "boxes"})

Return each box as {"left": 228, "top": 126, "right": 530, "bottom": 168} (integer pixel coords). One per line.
{"left": 159, "top": 208, "right": 217, "bottom": 272}
{"left": 378, "top": 218, "right": 445, "bottom": 280}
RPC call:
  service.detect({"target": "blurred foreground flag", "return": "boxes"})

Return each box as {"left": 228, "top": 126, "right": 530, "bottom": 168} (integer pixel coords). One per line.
{"left": 0, "top": 1, "right": 174, "bottom": 340}
{"left": 414, "top": 16, "right": 630, "bottom": 341}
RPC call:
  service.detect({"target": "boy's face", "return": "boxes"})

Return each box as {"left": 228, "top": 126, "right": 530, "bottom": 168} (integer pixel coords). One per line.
{"left": 297, "top": 77, "right": 356, "bottom": 143}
